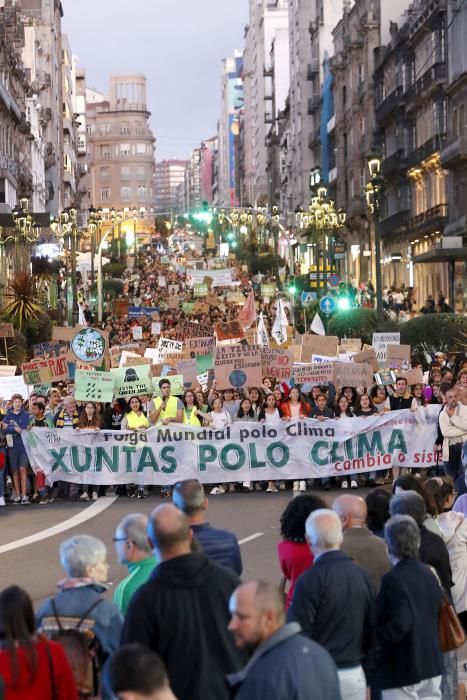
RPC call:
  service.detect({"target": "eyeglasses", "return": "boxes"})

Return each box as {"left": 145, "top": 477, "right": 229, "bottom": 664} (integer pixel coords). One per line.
{"left": 112, "top": 537, "right": 128, "bottom": 543}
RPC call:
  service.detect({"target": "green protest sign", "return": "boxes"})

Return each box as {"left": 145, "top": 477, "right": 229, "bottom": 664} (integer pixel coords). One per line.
{"left": 33, "top": 383, "right": 52, "bottom": 397}
{"left": 152, "top": 375, "right": 184, "bottom": 396}
{"left": 261, "top": 284, "right": 275, "bottom": 298}
{"left": 111, "top": 365, "right": 153, "bottom": 399}
{"left": 182, "top": 302, "right": 194, "bottom": 314}
{"left": 193, "top": 284, "right": 208, "bottom": 297}
{"left": 75, "top": 369, "right": 115, "bottom": 402}
{"left": 196, "top": 354, "right": 213, "bottom": 373}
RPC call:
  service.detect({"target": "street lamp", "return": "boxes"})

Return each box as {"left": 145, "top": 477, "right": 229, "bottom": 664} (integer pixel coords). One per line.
{"left": 59, "top": 206, "right": 80, "bottom": 326}
{"left": 365, "top": 155, "right": 385, "bottom": 323}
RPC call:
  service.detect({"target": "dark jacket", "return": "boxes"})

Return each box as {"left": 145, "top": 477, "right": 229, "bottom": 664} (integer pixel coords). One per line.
{"left": 121, "top": 552, "right": 246, "bottom": 700}
{"left": 389, "top": 394, "right": 413, "bottom": 411}
{"left": 377, "top": 557, "right": 444, "bottom": 689}
{"left": 191, "top": 522, "right": 243, "bottom": 575}
{"left": 419, "top": 526, "right": 453, "bottom": 598}
{"left": 287, "top": 550, "right": 376, "bottom": 672}
{"left": 340, "top": 527, "right": 391, "bottom": 593}
{"left": 227, "top": 622, "right": 341, "bottom": 700}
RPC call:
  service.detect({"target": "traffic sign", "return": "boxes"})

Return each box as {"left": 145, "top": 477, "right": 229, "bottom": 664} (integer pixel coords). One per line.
{"left": 328, "top": 273, "right": 340, "bottom": 287}
{"left": 319, "top": 295, "right": 336, "bottom": 315}
{"left": 301, "top": 291, "right": 317, "bottom": 304}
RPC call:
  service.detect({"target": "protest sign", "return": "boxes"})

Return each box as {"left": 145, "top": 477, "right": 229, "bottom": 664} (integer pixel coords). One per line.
{"left": 158, "top": 337, "right": 183, "bottom": 355}
{"left": 175, "top": 320, "right": 213, "bottom": 340}
{"left": 196, "top": 372, "right": 209, "bottom": 390}
{"left": 33, "top": 383, "right": 52, "bottom": 397}
{"left": 185, "top": 336, "right": 216, "bottom": 356}
{"left": 214, "top": 345, "right": 262, "bottom": 390}
{"left": 168, "top": 284, "right": 179, "bottom": 296}
{"left": 311, "top": 354, "right": 338, "bottom": 363}
{"left": 386, "top": 344, "right": 411, "bottom": 370}
{"left": 158, "top": 275, "right": 166, "bottom": 287}
{"left": 46, "top": 356, "right": 69, "bottom": 381}
{"left": 121, "top": 351, "right": 151, "bottom": 367}
{"left": 151, "top": 322, "right": 161, "bottom": 336}
{"left": 186, "top": 269, "right": 233, "bottom": 287}
{"left": 0, "top": 323, "right": 14, "bottom": 338}
{"left": 111, "top": 365, "right": 153, "bottom": 399}
{"left": 194, "top": 284, "right": 208, "bottom": 297}
{"left": 196, "top": 354, "right": 214, "bottom": 374}
{"left": 395, "top": 367, "right": 424, "bottom": 386}
{"left": 113, "top": 300, "right": 129, "bottom": 317}
{"left": 193, "top": 302, "right": 210, "bottom": 314}
{"left": 152, "top": 374, "right": 184, "bottom": 396}
{"left": 352, "top": 347, "right": 379, "bottom": 371}
{"left": 176, "top": 359, "right": 198, "bottom": 388}
{"left": 375, "top": 370, "right": 397, "bottom": 386}
{"left": 292, "top": 362, "right": 334, "bottom": 385}
{"left": 206, "top": 294, "right": 220, "bottom": 307}
{"left": 21, "top": 359, "right": 53, "bottom": 385}
{"left": 215, "top": 321, "right": 245, "bottom": 343}
{"left": 33, "top": 342, "right": 68, "bottom": 358}
{"left": 260, "top": 349, "right": 293, "bottom": 381}
{"left": 334, "top": 361, "right": 374, "bottom": 388}
{"left": 168, "top": 297, "right": 180, "bottom": 310}
{"left": 23, "top": 407, "right": 440, "bottom": 485}
{"left": 0, "top": 366, "right": 17, "bottom": 377}
{"left": 0, "top": 375, "right": 29, "bottom": 398}
{"left": 70, "top": 328, "right": 108, "bottom": 365}
{"left": 340, "top": 338, "right": 362, "bottom": 352}
{"left": 128, "top": 306, "right": 159, "bottom": 318}
{"left": 75, "top": 369, "right": 115, "bottom": 402}
{"left": 52, "top": 325, "right": 83, "bottom": 342}
{"left": 301, "top": 335, "right": 338, "bottom": 362}
{"left": 132, "top": 326, "right": 143, "bottom": 340}
{"left": 291, "top": 345, "right": 302, "bottom": 362}
{"left": 372, "top": 333, "right": 400, "bottom": 364}
{"left": 227, "top": 291, "right": 245, "bottom": 305}
{"left": 261, "top": 284, "right": 275, "bottom": 298}
{"left": 144, "top": 348, "right": 164, "bottom": 364}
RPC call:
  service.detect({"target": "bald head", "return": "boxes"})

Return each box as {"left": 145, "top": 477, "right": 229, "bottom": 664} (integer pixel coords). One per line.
{"left": 333, "top": 495, "right": 368, "bottom": 530}
{"left": 147, "top": 504, "right": 192, "bottom": 560}
{"left": 229, "top": 580, "right": 285, "bottom": 651}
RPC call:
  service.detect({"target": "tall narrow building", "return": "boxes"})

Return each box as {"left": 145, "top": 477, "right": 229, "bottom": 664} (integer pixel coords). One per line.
{"left": 154, "top": 159, "right": 188, "bottom": 214}
{"left": 218, "top": 51, "right": 243, "bottom": 207}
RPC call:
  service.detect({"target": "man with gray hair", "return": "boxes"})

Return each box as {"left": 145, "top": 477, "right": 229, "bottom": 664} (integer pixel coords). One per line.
{"left": 227, "top": 580, "right": 340, "bottom": 699}
{"left": 113, "top": 513, "right": 157, "bottom": 614}
{"left": 389, "top": 490, "right": 452, "bottom": 596}
{"left": 172, "top": 478, "right": 242, "bottom": 574}
{"left": 377, "top": 515, "right": 444, "bottom": 697}
{"left": 288, "top": 508, "right": 376, "bottom": 700}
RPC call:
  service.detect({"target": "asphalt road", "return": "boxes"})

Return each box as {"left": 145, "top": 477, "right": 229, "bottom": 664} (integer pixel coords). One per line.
{"left": 0, "top": 487, "right": 353, "bottom": 606}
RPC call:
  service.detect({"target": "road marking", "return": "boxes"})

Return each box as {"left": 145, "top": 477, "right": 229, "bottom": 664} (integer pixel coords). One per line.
{"left": 0, "top": 496, "right": 118, "bottom": 554}
{"left": 239, "top": 532, "right": 264, "bottom": 545}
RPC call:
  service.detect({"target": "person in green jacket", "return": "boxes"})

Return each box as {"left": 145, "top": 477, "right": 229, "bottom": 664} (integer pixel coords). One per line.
{"left": 113, "top": 513, "right": 157, "bottom": 614}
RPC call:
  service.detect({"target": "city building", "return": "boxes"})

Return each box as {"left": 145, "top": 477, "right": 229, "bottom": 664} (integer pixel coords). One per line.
{"left": 154, "top": 159, "right": 188, "bottom": 214}
{"left": 86, "top": 74, "right": 156, "bottom": 212}
{"left": 242, "top": 0, "right": 289, "bottom": 207}
{"left": 61, "top": 34, "right": 78, "bottom": 210}
{"left": 374, "top": 0, "right": 451, "bottom": 305}
{"left": 218, "top": 51, "right": 243, "bottom": 207}
{"left": 75, "top": 69, "right": 89, "bottom": 221}
{"left": 20, "top": 0, "right": 64, "bottom": 215}
{"left": 440, "top": 0, "right": 467, "bottom": 310}
{"left": 184, "top": 146, "right": 202, "bottom": 212}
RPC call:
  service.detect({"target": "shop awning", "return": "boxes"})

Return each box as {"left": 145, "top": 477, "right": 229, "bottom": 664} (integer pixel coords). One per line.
{"left": 412, "top": 248, "right": 467, "bottom": 264}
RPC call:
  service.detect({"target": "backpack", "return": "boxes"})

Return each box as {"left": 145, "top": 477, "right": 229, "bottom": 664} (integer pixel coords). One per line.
{"left": 42, "top": 598, "right": 103, "bottom": 698}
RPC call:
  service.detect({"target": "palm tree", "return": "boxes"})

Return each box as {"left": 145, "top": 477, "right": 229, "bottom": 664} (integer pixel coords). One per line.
{"left": 3, "top": 272, "right": 44, "bottom": 330}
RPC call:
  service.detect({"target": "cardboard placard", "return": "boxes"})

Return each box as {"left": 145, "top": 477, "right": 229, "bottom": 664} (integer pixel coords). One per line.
{"left": 176, "top": 359, "right": 198, "bottom": 388}
{"left": 0, "top": 366, "right": 17, "bottom": 377}
{"left": 375, "top": 370, "right": 397, "bottom": 386}
{"left": 33, "top": 383, "right": 52, "bottom": 397}
{"left": 52, "top": 325, "right": 84, "bottom": 342}
{"left": 394, "top": 367, "right": 424, "bottom": 386}
{"left": 21, "top": 359, "right": 53, "bottom": 385}
{"left": 352, "top": 348, "right": 379, "bottom": 372}
{"left": 206, "top": 294, "right": 220, "bottom": 307}
{"left": 386, "top": 344, "right": 411, "bottom": 370}
{"left": 339, "top": 338, "right": 362, "bottom": 352}
{"left": 0, "top": 323, "right": 14, "bottom": 338}
{"left": 333, "top": 361, "right": 374, "bottom": 388}
{"left": 70, "top": 328, "right": 109, "bottom": 367}
{"left": 372, "top": 333, "right": 401, "bottom": 364}
{"left": 158, "top": 337, "right": 184, "bottom": 355}
{"left": 152, "top": 374, "right": 184, "bottom": 396}
{"left": 292, "top": 362, "right": 334, "bottom": 385}
{"left": 132, "top": 326, "right": 143, "bottom": 340}
{"left": 175, "top": 320, "right": 213, "bottom": 340}
{"left": 193, "top": 302, "right": 210, "bottom": 314}
{"left": 301, "top": 335, "right": 339, "bottom": 362}
{"left": 215, "top": 321, "right": 245, "bottom": 343}
{"left": 111, "top": 365, "right": 153, "bottom": 399}
{"left": 121, "top": 352, "right": 152, "bottom": 368}
{"left": 291, "top": 345, "right": 302, "bottom": 362}
{"left": 214, "top": 345, "right": 262, "bottom": 390}
{"left": 75, "top": 369, "right": 115, "bottom": 402}
{"left": 168, "top": 296, "right": 180, "bottom": 309}
{"left": 0, "top": 375, "right": 29, "bottom": 399}
{"left": 194, "top": 284, "right": 208, "bottom": 297}
{"left": 227, "top": 291, "right": 245, "bottom": 305}
{"left": 260, "top": 349, "right": 293, "bottom": 381}
{"left": 185, "top": 336, "right": 216, "bottom": 356}
{"left": 151, "top": 322, "right": 161, "bottom": 336}
{"left": 261, "top": 284, "right": 276, "bottom": 297}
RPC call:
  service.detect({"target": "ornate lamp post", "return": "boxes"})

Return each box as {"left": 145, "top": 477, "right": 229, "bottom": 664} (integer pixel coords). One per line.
{"left": 59, "top": 206, "right": 80, "bottom": 326}
{"left": 365, "top": 155, "right": 385, "bottom": 323}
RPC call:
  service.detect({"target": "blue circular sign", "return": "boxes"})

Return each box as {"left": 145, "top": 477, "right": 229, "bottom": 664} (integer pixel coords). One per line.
{"left": 319, "top": 296, "right": 336, "bottom": 314}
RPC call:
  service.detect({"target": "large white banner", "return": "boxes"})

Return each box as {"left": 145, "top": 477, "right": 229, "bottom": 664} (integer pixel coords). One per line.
{"left": 22, "top": 408, "right": 440, "bottom": 485}
{"left": 185, "top": 269, "right": 233, "bottom": 288}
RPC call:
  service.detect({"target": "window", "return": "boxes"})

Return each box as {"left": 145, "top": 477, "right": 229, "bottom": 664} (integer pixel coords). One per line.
{"left": 121, "top": 185, "right": 131, "bottom": 200}
{"left": 77, "top": 135, "right": 86, "bottom": 152}
{"left": 100, "top": 145, "right": 110, "bottom": 159}
{"left": 137, "top": 165, "right": 146, "bottom": 177}
{"left": 121, "top": 123, "right": 130, "bottom": 134}
{"left": 100, "top": 166, "right": 110, "bottom": 179}
{"left": 136, "top": 143, "right": 146, "bottom": 155}
{"left": 120, "top": 144, "right": 130, "bottom": 157}
{"left": 359, "top": 116, "right": 365, "bottom": 134}
{"left": 138, "top": 185, "right": 147, "bottom": 199}
{"left": 121, "top": 165, "right": 130, "bottom": 176}
{"left": 101, "top": 187, "right": 110, "bottom": 201}
{"left": 86, "top": 125, "right": 92, "bottom": 135}
{"left": 358, "top": 63, "right": 364, "bottom": 84}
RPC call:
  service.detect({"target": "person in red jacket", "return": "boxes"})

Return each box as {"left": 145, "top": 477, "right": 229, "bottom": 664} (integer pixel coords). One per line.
{"left": 0, "top": 585, "right": 77, "bottom": 700}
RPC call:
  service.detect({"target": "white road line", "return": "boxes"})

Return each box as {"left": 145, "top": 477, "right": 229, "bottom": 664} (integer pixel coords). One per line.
{"left": 0, "top": 496, "right": 118, "bottom": 554}
{"left": 239, "top": 532, "right": 264, "bottom": 545}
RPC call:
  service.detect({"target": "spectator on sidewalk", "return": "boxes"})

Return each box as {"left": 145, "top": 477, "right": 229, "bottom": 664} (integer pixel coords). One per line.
{"left": 113, "top": 513, "right": 157, "bottom": 614}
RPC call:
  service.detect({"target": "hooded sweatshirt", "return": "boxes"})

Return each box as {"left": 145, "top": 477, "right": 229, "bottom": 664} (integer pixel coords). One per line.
{"left": 121, "top": 552, "right": 246, "bottom": 700}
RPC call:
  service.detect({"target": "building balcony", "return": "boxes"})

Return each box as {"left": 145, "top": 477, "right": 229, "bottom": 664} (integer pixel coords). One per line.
{"left": 382, "top": 148, "right": 408, "bottom": 177}
{"left": 378, "top": 208, "right": 410, "bottom": 238}
{"left": 406, "top": 134, "right": 446, "bottom": 168}
{"left": 444, "top": 215, "right": 466, "bottom": 237}
{"left": 440, "top": 135, "right": 467, "bottom": 168}
{"left": 405, "top": 62, "right": 447, "bottom": 107}
{"left": 407, "top": 203, "right": 448, "bottom": 235}
{"left": 307, "top": 95, "right": 321, "bottom": 115}
{"left": 308, "top": 128, "right": 321, "bottom": 149}
{"left": 0, "top": 153, "right": 19, "bottom": 181}
{"left": 307, "top": 59, "right": 319, "bottom": 80}
{"left": 375, "top": 86, "right": 405, "bottom": 124}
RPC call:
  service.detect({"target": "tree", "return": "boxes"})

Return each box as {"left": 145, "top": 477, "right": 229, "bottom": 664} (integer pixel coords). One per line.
{"left": 400, "top": 313, "right": 467, "bottom": 355}
{"left": 2, "top": 272, "right": 44, "bottom": 330}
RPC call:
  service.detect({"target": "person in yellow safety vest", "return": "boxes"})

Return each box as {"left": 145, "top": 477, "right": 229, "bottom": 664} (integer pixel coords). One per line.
{"left": 121, "top": 396, "right": 150, "bottom": 431}
{"left": 182, "top": 390, "right": 205, "bottom": 427}
{"left": 149, "top": 378, "right": 183, "bottom": 426}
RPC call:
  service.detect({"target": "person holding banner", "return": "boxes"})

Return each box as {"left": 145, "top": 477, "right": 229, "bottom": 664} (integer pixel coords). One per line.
{"left": 2, "top": 395, "right": 31, "bottom": 506}
{"left": 281, "top": 388, "right": 310, "bottom": 494}
{"left": 182, "top": 391, "right": 203, "bottom": 427}
{"left": 28, "top": 401, "right": 54, "bottom": 505}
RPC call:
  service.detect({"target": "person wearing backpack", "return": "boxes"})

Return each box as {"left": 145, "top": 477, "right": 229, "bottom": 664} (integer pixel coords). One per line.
{"left": 36, "top": 535, "right": 123, "bottom": 698}
{"left": 0, "top": 585, "right": 77, "bottom": 699}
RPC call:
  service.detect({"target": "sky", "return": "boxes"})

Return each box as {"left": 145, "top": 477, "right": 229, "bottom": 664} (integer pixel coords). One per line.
{"left": 62, "top": 0, "right": 248, "bottom": 162}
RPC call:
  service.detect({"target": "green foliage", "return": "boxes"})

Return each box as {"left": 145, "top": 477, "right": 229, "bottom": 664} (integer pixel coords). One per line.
{"left": 2, "top": 272, "right": 44, "bottom": 329}
{"left": 400, "top": 313, "right": 467, "bottom": 354}
{"left": 327, "top": 309, "right": 400, "bottom": 344}
{"left": 3, "top": 330, "right": 27, "bottom": 367}
{"left": 22, "top": 312, "right": 53, "bottom": 355}
{"left": 102, "top": 261, "right": 126, "bottom": 278}
{"left": 90, "top": 278, "right": 124, "bottom": 299}
{"left": 240, "top": 251, "right": 285, "bottom": 276}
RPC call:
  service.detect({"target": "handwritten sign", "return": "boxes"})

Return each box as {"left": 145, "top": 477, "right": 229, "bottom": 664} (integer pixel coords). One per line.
{"left": 301, "top": 335, "right": 339, "bottom": 362}
{"left": 292, "top": 362, "right": 334, "bottom": 385}
{"left": 158, "top": 337, "right": 184, "bottom": 355}
{"left": 260, "top": 349, "right": 293, "bottom": 380}
{"left": 214, "top": 345, "right": 262, "bottom": 390}
{"left": 0, "top": 323, "right": 14, "bottom": 338}
{"left": 386, "top": 344, "right": 411, "bottom": 370}
{"left": 372, "top": 332, "right": 400, "bottom": 365}
{"left": 333, "top": 361, "right": 374, "bottom": 388}
{"left": 352, "top": 348, "right": 378, "bottom": 372}
{"left": 75, "top": 369, "right": 115, "bottom": 402}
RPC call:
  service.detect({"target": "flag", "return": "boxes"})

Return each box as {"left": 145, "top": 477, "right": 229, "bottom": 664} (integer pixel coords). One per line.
{"left": 236, "top": 290, "right": 257, "bottom": 329}
{"left": 271, "top": 299, "right": 288, "bottom": 345}
{"left": 310, "top": 312, "right": 325, "bottom": 336}
{"left": 257, "top": 312, "right": 269, "bottom": 346}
